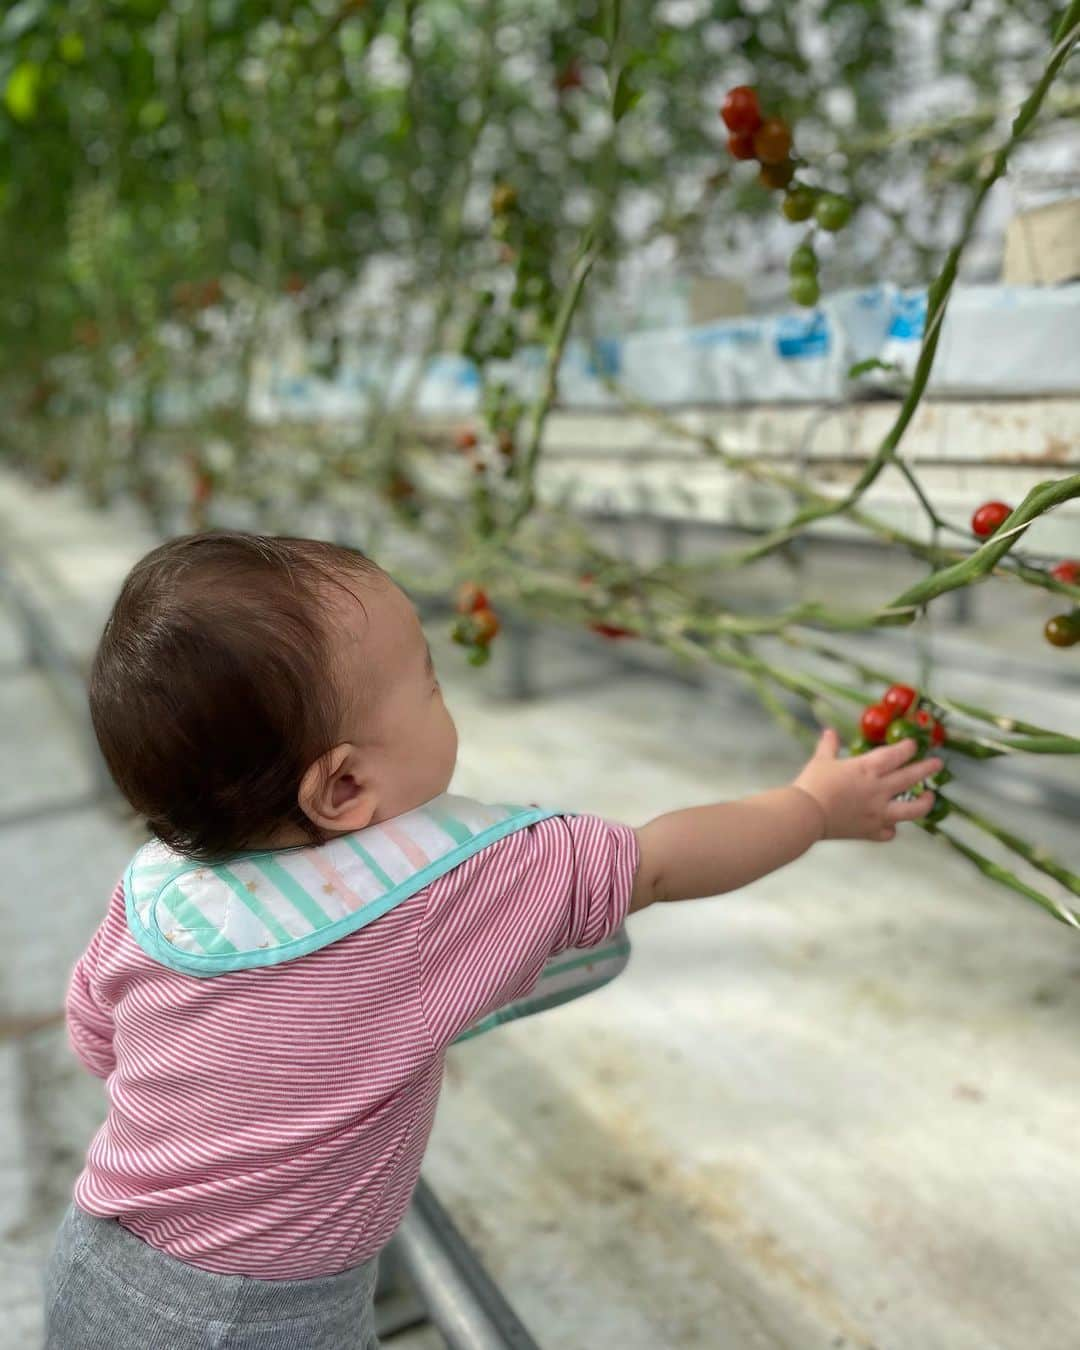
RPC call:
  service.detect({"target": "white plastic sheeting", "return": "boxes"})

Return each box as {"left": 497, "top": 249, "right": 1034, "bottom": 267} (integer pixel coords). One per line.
{"left": 252, "top": 285, "right": 1080, "bottom": 420}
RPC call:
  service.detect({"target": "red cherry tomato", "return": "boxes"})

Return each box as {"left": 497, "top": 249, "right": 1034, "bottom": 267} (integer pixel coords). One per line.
{"left": 456, "top": 582, "right": 489, "bottom": 615}
{"left": 555, "top": 59, "right": 583, "bottom": 93}
{"left": 720, "top": 86, "right": 761, "bottom": 134}
{"left": 472, "top": 607, "right": 501, "bottom": 645}
{"left": 970, "top": 500, "right": 1012, "bottom": 538}
{"left": 727, "top": 130, "right": 757, "bottom": 160}
{"left": 860, "top": 703, "right": 893, "bottom": 744}
{"left": 590, "top": 622, "right": 635, "bottom": 640}
{"left": 386, "top": 473, "right": 415, "bottom": 502}
{"left": 1051, "top": 560, "right": 1080, "bottom": 585}
{"left": 753, "top": 117, "right": 792, "bottom": 165}
{"left": 914, "top": 708, "right": 946, "bottom": 745}
{"left": 882, "top": 683, "right": 917, "bottom": 717}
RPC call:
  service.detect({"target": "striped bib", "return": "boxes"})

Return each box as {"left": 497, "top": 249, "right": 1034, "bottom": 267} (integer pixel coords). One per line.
{"left": 125, "top": 793, "right": 630, "bottom": 1036}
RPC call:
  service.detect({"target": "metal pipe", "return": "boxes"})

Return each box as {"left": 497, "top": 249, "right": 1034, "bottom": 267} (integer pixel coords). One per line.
{"left": 392, "top": 1179, "right": 540, "bottom": 1350}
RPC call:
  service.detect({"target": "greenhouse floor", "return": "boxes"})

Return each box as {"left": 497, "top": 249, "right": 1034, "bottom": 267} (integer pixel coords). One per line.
{"left": 2, "top": 472, "right": 1078, "bottom": 1349}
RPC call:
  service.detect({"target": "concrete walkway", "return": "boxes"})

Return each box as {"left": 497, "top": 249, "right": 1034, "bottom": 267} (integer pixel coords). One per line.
{"left": 1, "top": 472, "right": 1078, "bottom": 1349}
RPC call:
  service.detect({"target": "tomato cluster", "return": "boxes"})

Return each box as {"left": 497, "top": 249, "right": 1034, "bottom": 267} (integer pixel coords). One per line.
{"left": 721, "top": 85, "right": 854, "bottom": 309}
{"left": 854, "top": 683, "right": 946, "bottom": 755}
{"left": 452, "top": 583, "right": 501, "bottom": 665}
{"left": 850, "top": 685, "right": 951, "bottom": 823}
{"left": 720, "top": 87, "right": 791, "bottom": 169}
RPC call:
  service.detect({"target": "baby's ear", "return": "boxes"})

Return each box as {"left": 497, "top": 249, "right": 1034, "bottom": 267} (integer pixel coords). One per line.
{"left": 298, "top": 744, "right": 377, "bottom": 834}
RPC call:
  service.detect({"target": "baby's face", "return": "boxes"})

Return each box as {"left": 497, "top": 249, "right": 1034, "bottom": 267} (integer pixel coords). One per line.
{"left": 330, "top": 574, "right": 458, "bottom": 821}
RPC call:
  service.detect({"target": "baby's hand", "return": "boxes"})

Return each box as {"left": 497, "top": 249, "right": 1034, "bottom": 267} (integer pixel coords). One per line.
{"left": 793, "top": 727, "right": 942, "bottom": 843}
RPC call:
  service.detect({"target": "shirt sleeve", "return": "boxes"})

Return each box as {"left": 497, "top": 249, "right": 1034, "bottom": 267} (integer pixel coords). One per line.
{"left": 65, "top": 893, "right": 119, "bottom": 1080}
{"left": 418, "top": 814, "right": 638, "bottom": 1048}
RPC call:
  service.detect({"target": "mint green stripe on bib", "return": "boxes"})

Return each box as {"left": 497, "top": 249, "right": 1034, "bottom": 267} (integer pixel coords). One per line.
{"left": 250, "top": 856, "right": 332, "bottom": 932}
{"left": 217, "top": 865, "right": 293, "bottom": 946}
{"left": 342, "top": 837, "right": 395, "bottom": 889}
{"left": 159, "top": 886, "right": 238, "bottom": 956}
{"left": 425, "top": 808, "right": 473, "bottom": 845}
{"left": 124, "top": 795, "right": 557, "bottom": 977}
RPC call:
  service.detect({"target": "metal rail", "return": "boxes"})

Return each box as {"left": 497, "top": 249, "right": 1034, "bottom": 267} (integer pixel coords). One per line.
{"left": 388, "top": 1180, "right": 541, "bottom": 1350}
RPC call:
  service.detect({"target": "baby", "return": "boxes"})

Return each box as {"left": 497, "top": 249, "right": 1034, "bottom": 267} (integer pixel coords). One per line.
{"left": 46, "top": 532, "right": 940, "bottom": 1349}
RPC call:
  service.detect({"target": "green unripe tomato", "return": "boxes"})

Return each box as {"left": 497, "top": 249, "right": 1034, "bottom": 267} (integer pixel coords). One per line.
{"left": 789, "top": 273, "right": 820, "bottom": 308}
{"left": 467, "top": 644, "right": 491, "bottom": 667}
{"left": 885, "top": 718, "right": 929, "bottom": 755}
{"left": 848, "top": 736, "right": 871, "bottom": 756}
{"left": 924, "top": 796, "right": 951, "bottom": 826}
{"left": 782, "top": 187, "right": 816, "bottom": 223}
{"left": 814, "top": 193, "right": 853, "bottom": 232}
{"left": 788, "top": 243, "right": 818, "bottom": 276}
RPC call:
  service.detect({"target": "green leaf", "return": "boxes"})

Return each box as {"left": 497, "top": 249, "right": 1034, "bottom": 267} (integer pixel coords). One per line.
{"left": 4, "top": 63, "right": 42, "bottom": 124}
{"left": 847, "top": 356, "right": 902, "bottom": 378}
{"left": 612, "top": 68, "right": 642, "bottom": 121}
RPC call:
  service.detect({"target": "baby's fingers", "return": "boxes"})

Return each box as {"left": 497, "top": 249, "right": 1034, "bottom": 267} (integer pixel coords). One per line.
{"left": 885, "top": 756, "right": 942, "bottom": 796}
{"left": 886, "top": 790, "right": 937, "bottom": 824}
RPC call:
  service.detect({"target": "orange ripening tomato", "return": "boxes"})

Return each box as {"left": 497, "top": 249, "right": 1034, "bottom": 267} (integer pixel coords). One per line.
{"left": 753, "top": 117, "right": 792, "bottom": 165}
{"left": 455, "top": 582, "right": 489, "bottom": 615}
{"left": 472, "top": 607, "right": 501, "bottom": 645}
{"left": 454, "top": 427, "right": 478, "bottom": 452}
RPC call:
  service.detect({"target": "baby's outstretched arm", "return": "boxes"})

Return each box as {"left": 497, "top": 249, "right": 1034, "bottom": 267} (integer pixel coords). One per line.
{"left": 630, "top": 728, "right": 942, "bottom": 911}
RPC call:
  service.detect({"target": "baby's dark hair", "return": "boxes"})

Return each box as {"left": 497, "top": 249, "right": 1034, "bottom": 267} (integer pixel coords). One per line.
{"left": 89, "top": 532, "right": 379, "bottom": 862}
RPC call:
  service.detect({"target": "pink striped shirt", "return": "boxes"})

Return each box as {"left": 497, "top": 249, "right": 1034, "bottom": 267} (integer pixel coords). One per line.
{"left": 67, "top": 814, "right": 637, "bottom": 1278}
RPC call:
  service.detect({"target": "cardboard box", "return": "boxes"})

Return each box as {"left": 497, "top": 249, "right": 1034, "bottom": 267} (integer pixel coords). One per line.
{"left": 1003, "top": 198, "right": 1080, "bottom": 285}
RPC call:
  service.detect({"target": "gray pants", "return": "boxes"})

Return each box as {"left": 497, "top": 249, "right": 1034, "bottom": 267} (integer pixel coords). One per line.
{"left": 44, "top": 1204, "right": 380, "bottom": 1349}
